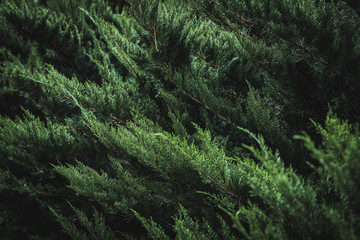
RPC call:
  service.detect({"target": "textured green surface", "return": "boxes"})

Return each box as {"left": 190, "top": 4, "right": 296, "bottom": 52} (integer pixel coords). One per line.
{"left": 0, "top": 0, "right": 359, "bottom": 239}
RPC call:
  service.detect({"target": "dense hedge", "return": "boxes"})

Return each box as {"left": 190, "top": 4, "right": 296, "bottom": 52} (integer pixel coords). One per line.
{"left": 1, "top": 0, "right": 359, "bottom": 239}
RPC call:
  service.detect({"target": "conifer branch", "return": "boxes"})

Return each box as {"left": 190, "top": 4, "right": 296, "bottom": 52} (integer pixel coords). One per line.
{"left": 292, "top": 200, "right": 327, "bottom": 237}
{"left": 103, "top": 33, "right": 138, "bottom": 76}
{"left": 153, "top": 28, "right": 159, "bottom": 52}
{"left": 59, "top": 91, "right": 127, "bottom": 127}
{"left": 171, "top": 79, "right": 240, "bottom": 131}
{"left": 195, "top": 53, "right": 217, "bottom": 69}
{"left": 2, "top": 1, "right": 359, "bottom": 238}
{"left": 209, "top": 0, "right": 254, "bottom": 26}
{"left": 281, "top": 34, "right": 344, "bottom": 79}
{"left": 193, "top": 162, "right": 238, "bottom": 198}
{"left": 121, "top": 0, "right": 158, "bottom": 50}
{"left": 209, "top": 0, "right": 221, "bottom": 6}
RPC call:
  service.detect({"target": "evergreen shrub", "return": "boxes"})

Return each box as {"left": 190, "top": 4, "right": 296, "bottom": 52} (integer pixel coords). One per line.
{"left": 0, "top": 0, "right": 359, "bottom": 239}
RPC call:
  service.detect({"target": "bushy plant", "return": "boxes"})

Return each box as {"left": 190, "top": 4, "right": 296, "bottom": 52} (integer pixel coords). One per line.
{"left": 1, "top": 0, "right": 359, "bottom": 239}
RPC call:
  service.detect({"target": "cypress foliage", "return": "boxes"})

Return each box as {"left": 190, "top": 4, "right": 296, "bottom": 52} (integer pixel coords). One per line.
{"left": 0, "top": 0, "right": 359, "bottom": 239}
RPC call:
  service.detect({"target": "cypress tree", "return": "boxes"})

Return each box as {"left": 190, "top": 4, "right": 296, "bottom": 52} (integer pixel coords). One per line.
{"left": 0, "top": 0, "right": 359, "bottom": 239}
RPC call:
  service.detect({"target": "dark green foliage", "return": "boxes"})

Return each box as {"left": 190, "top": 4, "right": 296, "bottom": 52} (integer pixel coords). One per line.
{"left": 1, "top": 0, "right": 359, "bottom": 239}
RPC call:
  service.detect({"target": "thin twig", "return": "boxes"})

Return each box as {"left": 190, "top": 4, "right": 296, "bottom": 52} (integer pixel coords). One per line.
{"left": 193, "top": 162, "right": 239, "bottom": 198}
{"left": 210, "top": 0, "right": 221, "bottom": 6}
{"left": 292, "top": 200, "right": 328, "bottom": 237}
{"left": 195, "top": 53, "right": 217, "bottom": 69}
{"left": 121, "top": 0, "right": 156, "bottom": 39}
{"left": 209, "top": 0, "right": 254, "bottom": 26}
{"left": 153, "top": 28, "right": 159, "bottom": 52}
{"left": 174, "top": 81, "right": 239, "bottom": 130}
{"left": 103, "top": 33, "right": 138, "bottom": 76}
